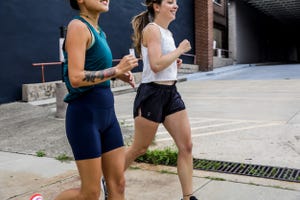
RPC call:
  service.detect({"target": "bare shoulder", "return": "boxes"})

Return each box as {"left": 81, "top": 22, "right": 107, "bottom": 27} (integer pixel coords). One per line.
{"left": 143, "top": 23, "right": 160, "bottom": 36}
{"left": 143, "top": 23, "right": 161, "bottom": 43}
{"left": 65, "top": 19, "right": 91, "bottom": 51}
{"left": 67, "top": 19, "right": 89, "bottom": 34}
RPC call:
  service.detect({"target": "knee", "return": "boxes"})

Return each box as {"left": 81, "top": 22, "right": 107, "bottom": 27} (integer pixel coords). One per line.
{"left": 82, "top": 188, "right": 100, "bottom": 200}
{"left": 131, "top": 146, "right": 148, "bottom": 158}
{"left": 116, "top": 177, "right": 126, "bottom": 194}
{"left": 138, "top": 146, "right": 148, "bottom": 156}
{"left": 109, "top": 176, "right": 126, "bottom": 195}
{"left": 179, "top": 141, "right": 193, "bottom": 155}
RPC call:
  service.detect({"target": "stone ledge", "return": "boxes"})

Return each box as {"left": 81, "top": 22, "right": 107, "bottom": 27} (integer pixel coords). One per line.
{"left": 22, "top": 70, "right": 190, "bottom": 103}
{"left": 213, "top": 57, "right": 234, "bottom": 68}
{"left": 22, "top": 73, "right": 143, "bottom": 103}
{"left": 178, "top": 64, "right": 199, "bottom": 74}
{"left": 22, "top": 81, "right": 61, "bottom": 102}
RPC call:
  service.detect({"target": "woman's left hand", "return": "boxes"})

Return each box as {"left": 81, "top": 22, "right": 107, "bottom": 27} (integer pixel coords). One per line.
{"left": 176, "top": 58, "right": 183, "bottom": 68}
{"left": 117, "top": 71, "right": 135, "bottom": 88}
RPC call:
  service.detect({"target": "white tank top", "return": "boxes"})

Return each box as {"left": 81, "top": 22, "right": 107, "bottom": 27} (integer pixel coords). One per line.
{"left": 141, "top": 23, "right": 177, "bottom": 83}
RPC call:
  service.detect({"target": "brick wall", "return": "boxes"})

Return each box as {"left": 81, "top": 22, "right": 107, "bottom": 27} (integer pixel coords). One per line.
{"left": 195, "top": 0, "right": 214, "bottom": 71}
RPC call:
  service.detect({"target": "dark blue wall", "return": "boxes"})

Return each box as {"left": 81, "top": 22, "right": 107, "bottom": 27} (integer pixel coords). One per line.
{"left": 0, "top": 0, "right": 194, "bottom": 103}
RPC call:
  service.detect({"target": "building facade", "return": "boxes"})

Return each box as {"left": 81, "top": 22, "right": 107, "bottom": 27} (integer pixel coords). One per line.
{"left": 213, "top": 0, "right": 229, "bottom": 57}
{"left": 1, "top": 0, "right": 299, "bottom": 103}
{"left": 228, "top": 0, "right": 300, "bottom": 64}
{"left": 0, "top": 0, "right": 194, "bottom": 103}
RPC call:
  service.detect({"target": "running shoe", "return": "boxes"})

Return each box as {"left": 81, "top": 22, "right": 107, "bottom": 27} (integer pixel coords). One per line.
{"left": 29, "top": 193, "right": 43, "bottom": 200}
{"left": 181, "top": 196, "right": 198, "bottom": 200}
{"left": 101, "top": 177, "right": 108, "bottom": 200}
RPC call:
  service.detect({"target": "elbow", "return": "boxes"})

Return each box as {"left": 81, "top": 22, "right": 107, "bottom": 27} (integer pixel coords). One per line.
{"left": 152, "top": 68, "right": 160, "bottom": 74}
{"left": 151, "top": 64, "right": 161, "bottom": 74}
{"left": 69, "top": 76, "right": 82, "bottom": 88}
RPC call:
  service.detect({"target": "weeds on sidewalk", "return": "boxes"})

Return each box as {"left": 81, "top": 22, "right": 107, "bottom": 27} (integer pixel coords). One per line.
{"left": 135, "top": 147, "right": 178, "bottom": 166}
{"left": 36, "top": 150, "right": 46, "bottom": 157}
{"left": 55, "top": 153, "right": 73, "bottom": 162}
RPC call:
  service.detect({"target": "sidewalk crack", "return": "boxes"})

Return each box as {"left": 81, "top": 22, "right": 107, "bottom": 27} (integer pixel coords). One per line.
{"left": 193, "top": 179, "right": 212, "bottom": 194}
{"left": 287, "top": 110, "right": 300, "bottom": 124}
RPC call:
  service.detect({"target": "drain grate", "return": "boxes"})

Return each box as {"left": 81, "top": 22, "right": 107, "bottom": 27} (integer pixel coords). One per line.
{"left": 193, "top": 158, "right": 300, "bottom": 183}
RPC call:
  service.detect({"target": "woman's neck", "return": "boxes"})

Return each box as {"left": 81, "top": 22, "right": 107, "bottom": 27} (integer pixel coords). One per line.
{"left": 80, "top": 12, "right": 100, "bottom": 32}
{"left": 153, "top": 18, "right": 170, "bottom": 29}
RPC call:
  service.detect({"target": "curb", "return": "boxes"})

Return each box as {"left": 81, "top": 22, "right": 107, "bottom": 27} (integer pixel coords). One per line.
{"left": 185, "top": 64, "right": 251, "bottom": 80}
{"left": 26, "top": 65, "right": 250, "bottom": 106}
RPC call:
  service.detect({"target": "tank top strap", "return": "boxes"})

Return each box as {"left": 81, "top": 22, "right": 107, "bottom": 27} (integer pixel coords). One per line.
{"left": 148, "top": 22, "right": 158, "bottom": 27}
{"left": 74, "top": 16, "right": 95, "bottom": 32}
{"left": 147, "top": 22, "right": 172, "bottom": 37}
{"left": 74, "top": 16, "right": 98, "bottom": 48}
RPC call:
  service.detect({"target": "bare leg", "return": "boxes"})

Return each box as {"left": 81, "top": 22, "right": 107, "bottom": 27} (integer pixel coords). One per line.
{"left": 125, "top": 116, "right": 159, "bottom": 169}
{"left": 102, "top": 147, "right": 126, "bottom": 200}
{"left": 163, "top": 110, "right": 194, "bottom": 200}
{"left": 54, "top": 158, "right": 102, "bottom": 200}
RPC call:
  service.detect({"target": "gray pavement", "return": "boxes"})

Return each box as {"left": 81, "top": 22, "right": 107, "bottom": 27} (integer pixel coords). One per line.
{"left": 1, "top": 64, "right": 300, "bottom": 200}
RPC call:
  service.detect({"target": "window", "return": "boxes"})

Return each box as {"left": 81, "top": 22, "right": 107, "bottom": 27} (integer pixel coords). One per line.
{"left": 213, "top": 28, "right": 223, "bottom": 49}
{"left": 213, "top": 0, "right": 221, "bottom": 5}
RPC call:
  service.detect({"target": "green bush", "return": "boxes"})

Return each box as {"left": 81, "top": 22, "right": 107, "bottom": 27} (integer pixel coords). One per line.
{"left": 36, "top": 150, "right": 46, "bottom": 157}
{"left": 55, "top": 153, "right": 73, "bottom": 162}
{"left": 135, "top": 147, "right": 178, "bottom": 166}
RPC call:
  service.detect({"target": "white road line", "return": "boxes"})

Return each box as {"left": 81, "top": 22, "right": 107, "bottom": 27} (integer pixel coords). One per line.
{"left": 186, "top": 96, "right": 300, "bottom": 101}
{"left": 119, "top": 115, "right": 285, "bottom": 125}
{"left": 189, "top": 118, "right": 218, "bottom": 123}
{"left": 187, "top": 117, "right": 283, "bottom": 124}
{"left": 156, "top": 121, "right": 247, "bottom": 135}
{"left": 119, "top": 117, "right": 217, "bottom": 128}
{"left": 156, "top": 122, "right": 283, "bottom": 142}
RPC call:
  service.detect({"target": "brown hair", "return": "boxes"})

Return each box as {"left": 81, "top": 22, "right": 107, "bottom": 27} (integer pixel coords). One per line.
{"left": 70, "top": 0, "right": 80, "bottom": 10}
{"left": 131, "top": 0, "right": 162, "bottom": 55}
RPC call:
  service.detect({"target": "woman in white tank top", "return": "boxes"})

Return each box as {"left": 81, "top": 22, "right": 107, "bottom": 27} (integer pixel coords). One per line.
{"left": 124, "top": 1, "right": 198, "bottom": 200}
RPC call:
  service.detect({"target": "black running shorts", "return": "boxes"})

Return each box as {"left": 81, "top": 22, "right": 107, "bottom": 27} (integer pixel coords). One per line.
{"left": 133, "top": 82, "right": 186, "bottom": 123}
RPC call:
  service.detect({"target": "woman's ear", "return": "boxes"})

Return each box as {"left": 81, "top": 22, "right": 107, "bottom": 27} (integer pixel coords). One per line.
{"left": 153, "top": 3, "right": 160, "bottom": 13}
{"left": 77, "top": 0, "right": 84, "bottom": 6}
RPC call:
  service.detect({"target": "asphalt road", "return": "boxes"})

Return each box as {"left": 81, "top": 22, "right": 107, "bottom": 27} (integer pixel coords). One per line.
{"left": 1, "top": 63, "right": 300, "bottom": 200}
{"left": 115, "top": 63, "right": 300, "bottom": 168}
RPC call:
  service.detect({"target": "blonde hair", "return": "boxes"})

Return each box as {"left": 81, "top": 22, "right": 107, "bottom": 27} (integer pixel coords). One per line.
{"left": 131, "top": 0, "right": 162, "bottom": 56}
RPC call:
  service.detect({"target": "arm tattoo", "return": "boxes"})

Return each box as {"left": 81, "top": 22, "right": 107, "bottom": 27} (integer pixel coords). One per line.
{"left": 83, "top": 71, "right": 98, "bottom": 82}
{"left": 83, "top": 68, "right": 116, "bottom": 82}
{"left": 103, "top": 68, "right": 116, "bottom": 78}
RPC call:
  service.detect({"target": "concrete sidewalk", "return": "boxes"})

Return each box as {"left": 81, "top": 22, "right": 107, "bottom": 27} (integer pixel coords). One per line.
{"left": 1, "top": 64, "right": 300, "bottom": 200}
{"left": 1, "top": 151, "right": 299, "bottom": 200}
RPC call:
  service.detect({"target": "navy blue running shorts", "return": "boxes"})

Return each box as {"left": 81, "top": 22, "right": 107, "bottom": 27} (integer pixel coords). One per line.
{"left": 65, "top": 86, "right": 124, "bottom": 160}
{"left": 133, "top": 82, "right": 186, "bottom": 123}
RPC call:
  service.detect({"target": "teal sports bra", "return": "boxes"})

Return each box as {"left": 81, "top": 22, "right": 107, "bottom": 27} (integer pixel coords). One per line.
{"left": 63, "top": 16, "right": 113, "bottom": 103}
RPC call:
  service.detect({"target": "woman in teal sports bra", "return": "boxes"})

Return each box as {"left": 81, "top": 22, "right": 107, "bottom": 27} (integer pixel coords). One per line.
{"left": 54, "top": 0, "right": 138, "bottom": 200}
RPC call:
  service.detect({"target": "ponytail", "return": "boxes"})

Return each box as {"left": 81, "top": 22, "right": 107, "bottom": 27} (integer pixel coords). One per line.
{"left": 131, "top": 0, "right": 161, "bottom": 56}
{"left": 131, "top": 11, "right": 151, "bottom": 56}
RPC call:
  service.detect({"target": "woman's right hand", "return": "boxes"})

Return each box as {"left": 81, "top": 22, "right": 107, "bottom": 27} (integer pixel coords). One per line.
{"left": 115, "top": 55, "right": 139, "bottom": 76}
{"left": 178, "top": 39, "right": 192, "bottom": 54}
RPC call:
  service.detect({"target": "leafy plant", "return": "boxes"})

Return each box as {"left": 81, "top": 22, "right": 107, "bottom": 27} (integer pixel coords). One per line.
{"left": 205, "top": 176, "right": 225, "bottom": 181}
{"left": 160, "top": 169, "right": 176, "bottom": 174}
{"left": 55, "top": 153, "right": 73, "bottom": 162}
{"left": 36, "top": 150, "right": 46, "bottom": 157}
{"left": 270, "top": 168, "right": 278, "bottom": 176}
{"left": 135, "top": 147, "right": 178, "bottom": 166}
